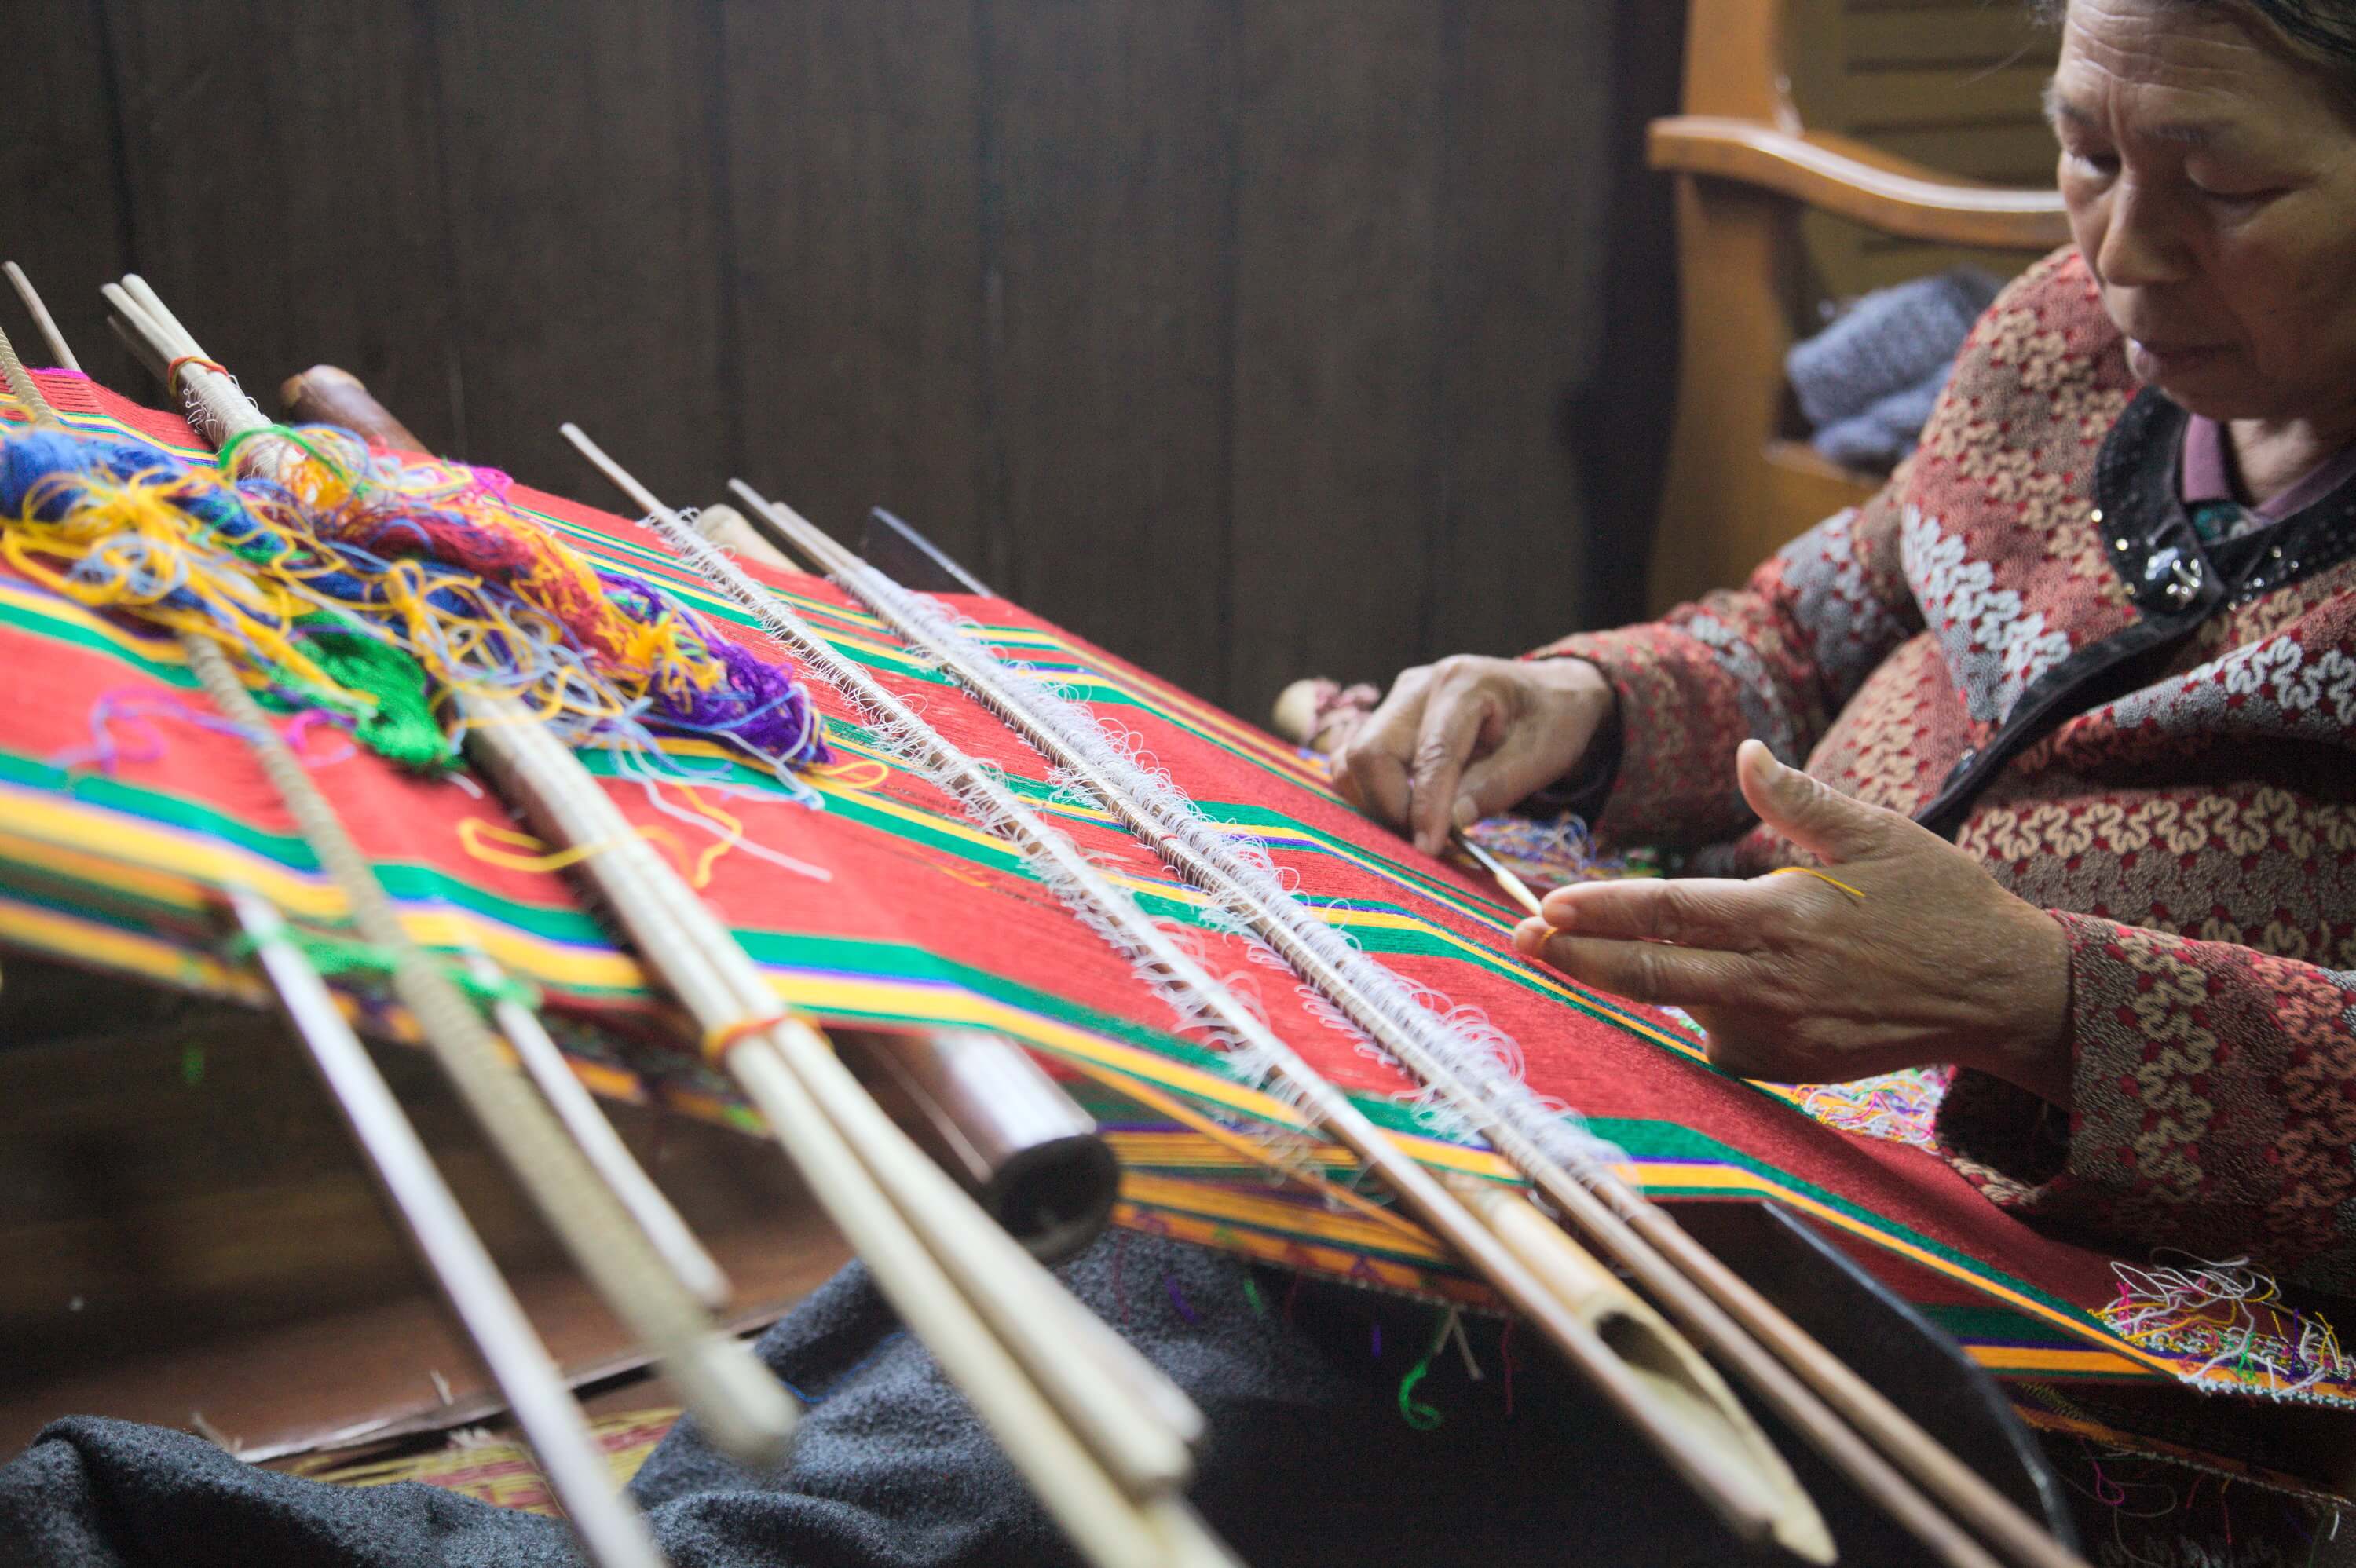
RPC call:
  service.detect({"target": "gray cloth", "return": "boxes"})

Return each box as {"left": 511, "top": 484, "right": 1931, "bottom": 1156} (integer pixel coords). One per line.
{"left": 1787, "top": 266, "right": 2003, "bottom": 468}
{"left": 0, "top": 1234, "right": 1787, "bottom": 1568}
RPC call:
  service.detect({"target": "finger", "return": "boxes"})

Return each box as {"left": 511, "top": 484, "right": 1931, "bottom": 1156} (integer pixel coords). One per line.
{"left": 1334, "top": 668, "right": 1431, "bottom": 827}
{"left": 1734, "top": 739, "right": 1898, "bottom": 865}
{"left": 1518, "top": 929, "right": 1758, "bottom": 1007}
{"left": 1408, "top": 674, "right": 1494, "bottom": 856}
{"left": 1536, "top": 876, "right": 1779, "bottom": 947}
{"left": 1453, "top": 726, "right": 1568, "bottom": 827}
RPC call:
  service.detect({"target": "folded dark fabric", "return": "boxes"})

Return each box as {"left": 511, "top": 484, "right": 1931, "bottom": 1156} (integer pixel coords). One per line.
{"left": 1811, "top": 362, "right": 1954, "bottom": 470}
{"left": 1, "top": 1233, "right": 1788, "bottom": 1568}
{"left": 1786, "top": 266, "right": 2002, "bottom": 432}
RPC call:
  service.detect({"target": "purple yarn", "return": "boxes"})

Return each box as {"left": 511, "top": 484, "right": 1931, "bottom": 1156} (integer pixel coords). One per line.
{"left": 603, "top": 566, "right": 828, "bottom": 766}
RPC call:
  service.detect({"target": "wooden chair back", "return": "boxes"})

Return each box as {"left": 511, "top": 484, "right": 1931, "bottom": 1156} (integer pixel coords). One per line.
{"left": 1644, "top": 0, "right": 2072, "bottom": 612}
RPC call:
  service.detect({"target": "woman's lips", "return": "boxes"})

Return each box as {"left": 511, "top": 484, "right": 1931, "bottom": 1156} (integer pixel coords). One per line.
{"left": 2128, "top": 338, "right": 2227, "bottom": 379}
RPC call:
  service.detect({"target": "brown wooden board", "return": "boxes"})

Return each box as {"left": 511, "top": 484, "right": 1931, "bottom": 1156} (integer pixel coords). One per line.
{"left": 429, "top": 0, "right": 732, "bottom": 502}
{"left": 1425, "top": 0, "right": 1615, "bottom": 661}
{"left": 102, "top": 0, "right": 459, "bottom": 451}
{"left": 985, "top": 0, "right": 1240, "bottom": 702}
{"left": 719, "top": 0, "right": 996, "bottom": 576}
{"left": 1226, "top": 0, "right": 1447, "bottom": 716}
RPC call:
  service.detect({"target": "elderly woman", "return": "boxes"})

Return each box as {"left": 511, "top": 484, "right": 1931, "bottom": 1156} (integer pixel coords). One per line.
{"left": 1338, "top": 0, "right": 2356, "bottom": 1294}
{"left": 7, "top": 2, "right": 2352, "bottom": 1565}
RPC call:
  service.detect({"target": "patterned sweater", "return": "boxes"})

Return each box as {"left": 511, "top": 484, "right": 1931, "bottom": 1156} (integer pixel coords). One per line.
{"left": 1541, "top": 250, "right": 2356, "bottom": 1293}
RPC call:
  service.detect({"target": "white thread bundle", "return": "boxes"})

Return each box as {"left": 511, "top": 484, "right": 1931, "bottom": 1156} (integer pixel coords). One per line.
{"left": 812, "top": 547, "right": 1625, "bottom": 1182}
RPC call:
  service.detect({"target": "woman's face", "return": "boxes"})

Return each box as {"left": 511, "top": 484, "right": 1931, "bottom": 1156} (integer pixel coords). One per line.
{"left": 2052, "top": 0, "right": 2356, "bottom": 428}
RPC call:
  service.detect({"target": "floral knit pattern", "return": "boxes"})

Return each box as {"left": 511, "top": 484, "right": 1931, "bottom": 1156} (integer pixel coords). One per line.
{"left": 1534, "top": 250, "right": 2356, "bottom": 1291}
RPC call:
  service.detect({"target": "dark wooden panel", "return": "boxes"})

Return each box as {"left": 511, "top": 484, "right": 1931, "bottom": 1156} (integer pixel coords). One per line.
{"left": 0, "top": 2, "right": 136, "bottom": 390}
{"left": 985, "top": 0, "right": 1238, "bottom": 700}
{"left": 431, "top": 0, "right": 730, "bottom": 501}
{"left": 1424, "top": 0, "right": 1615, "bottom": 661}
{"left": 102, "top": 0, "right": 456, "bottom": 448}
{"left": 1226, "top": 0, "right": 1447, "bottom": 718}
{"left": 719, "top": 0, "right": 992, "bottom": 570}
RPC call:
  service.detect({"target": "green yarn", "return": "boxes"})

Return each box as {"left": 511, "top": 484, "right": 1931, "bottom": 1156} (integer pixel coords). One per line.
{"left": 223, "top": 927, "right": 541, "bottom": 1014}
{"left": 1396, "top": 1311, "right": 1451, "bottom": 1431}
{"left": 291, "top": 624, "right": 451, "bottom": 771}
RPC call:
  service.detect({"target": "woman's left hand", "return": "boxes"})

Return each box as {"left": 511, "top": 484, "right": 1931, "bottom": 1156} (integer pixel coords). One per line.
{"left": 1512, "top": 740, "right": 2076, "bottom": 1105}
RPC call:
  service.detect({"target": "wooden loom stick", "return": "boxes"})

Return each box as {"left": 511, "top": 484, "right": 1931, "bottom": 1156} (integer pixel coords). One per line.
{"left": 229, "top": 886, "right": 668, "bottom": 1568}
{"left": 734, "top": 485, "right": 2083, "bottom": 1568}
{"left": 273, "top": 366, "right": 1192, "bottom": 1450}
{"left": 95, "top": 286, "right": 796, "bottom": 1468}
{"left": 562, "top": 425, "right": 1217, "bottom": 1484}
{"left": 104, "top": 288, "right": 1224, "bottom": 1568}
{"left": 0, "top": 323, "right": 662, "bottom": 1568}
{"left": 5, "top": 261, "right": 78, "bottom": 371}
{"left": 611, "top": 458, "right": 1814, "bottom": 1557}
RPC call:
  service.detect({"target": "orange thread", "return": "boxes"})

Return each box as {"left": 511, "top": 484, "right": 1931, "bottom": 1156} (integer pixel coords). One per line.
{"left": 163, "top": 355, "right": 228, "bottom": 394}
{"left": 1766, "top": 865, "right": 1867, "bottom": 901}
{"left": 702, "top": 1011, "right": 794, "bottom": 1062}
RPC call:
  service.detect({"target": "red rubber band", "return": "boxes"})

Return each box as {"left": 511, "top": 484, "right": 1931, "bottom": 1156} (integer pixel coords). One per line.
{"left": 164, "top": 355, "right": 227, "bottom": 394}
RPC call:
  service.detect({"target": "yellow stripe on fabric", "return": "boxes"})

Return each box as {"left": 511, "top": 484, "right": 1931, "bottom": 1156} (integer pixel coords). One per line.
{"left": 1623, "top": 1160, "right": 2191, "bottom": 1381}
{"left": 1107, "top": 1201, "right": 1495, "bottom": 1310}
{"left": 1963, "top": 1346, "right": 2148, "bottom": 1377}
{"left": 1118, "top": 1171, "right": 1451, "bottom": 1266}
{"left": 0, "top": 899, "right": 263, "bottom": 1001}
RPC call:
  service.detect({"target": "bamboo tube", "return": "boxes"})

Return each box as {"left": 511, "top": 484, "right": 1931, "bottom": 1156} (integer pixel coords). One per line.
{"left": 646, "top": 466, "right": 1804, "bottom": 1551}
{"left": 731, "top": 482, "right": 2080, "bottom": 1568}
{"left": 1449, "top": 1178, "right": 1834, "bottom": 1564}
{"left": 279, "top": 364, "right": 426, "bottom": 451}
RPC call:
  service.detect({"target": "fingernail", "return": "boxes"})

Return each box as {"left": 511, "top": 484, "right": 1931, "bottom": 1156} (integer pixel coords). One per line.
{"left": 1452, "top": 795, "right": 1477, "bottom": 830}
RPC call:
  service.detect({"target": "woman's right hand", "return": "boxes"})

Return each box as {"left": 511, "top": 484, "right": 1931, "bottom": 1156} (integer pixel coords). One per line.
{"left": 1331, "top": 656, "right": 1617, "bottom": 855}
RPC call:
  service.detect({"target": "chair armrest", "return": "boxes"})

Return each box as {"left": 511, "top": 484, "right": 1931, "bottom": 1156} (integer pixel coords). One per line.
{"left": 1648, "top": 115, "right": 2071, "bottom": 250}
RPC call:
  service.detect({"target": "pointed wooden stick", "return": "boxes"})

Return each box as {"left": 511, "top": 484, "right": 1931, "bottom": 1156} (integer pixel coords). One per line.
{"left": 5, "top": 261, "right": 78, "bottom": 371}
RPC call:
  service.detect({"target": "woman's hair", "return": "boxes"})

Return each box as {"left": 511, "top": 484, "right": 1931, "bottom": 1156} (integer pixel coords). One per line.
{"left": 2034, "top": 0, "right": 2356, "bottom": 83}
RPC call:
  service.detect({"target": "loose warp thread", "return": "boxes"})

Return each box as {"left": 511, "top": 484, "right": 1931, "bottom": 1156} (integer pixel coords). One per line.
{"left": 0, "top": 422, "right": 828, "bottom": 777}
{"left": 2099, "top": 1256, "right": 2351, "bottom": 1398}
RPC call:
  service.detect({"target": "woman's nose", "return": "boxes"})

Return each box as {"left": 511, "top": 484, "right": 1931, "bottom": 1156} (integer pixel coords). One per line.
{"left": 2093, "top": 179, "right": 2193, "bottom": 288}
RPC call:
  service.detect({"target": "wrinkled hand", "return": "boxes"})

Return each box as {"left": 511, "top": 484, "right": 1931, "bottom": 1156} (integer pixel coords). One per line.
{"left": 1512, "top": 740, "right": 2074, "bottom": 1104}
{"left": 1333, "top": 655, "right": 1615, "bottom": 856}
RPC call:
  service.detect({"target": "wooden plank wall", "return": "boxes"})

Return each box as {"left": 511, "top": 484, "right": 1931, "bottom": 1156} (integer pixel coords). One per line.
{"left": 0, "top": 1, "right": 1685, "bottom": 721}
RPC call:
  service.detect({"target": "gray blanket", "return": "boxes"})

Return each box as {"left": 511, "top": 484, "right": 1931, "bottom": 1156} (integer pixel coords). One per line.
{"left": 1, "top": 1234, "right": 1858, "bottom": 1567}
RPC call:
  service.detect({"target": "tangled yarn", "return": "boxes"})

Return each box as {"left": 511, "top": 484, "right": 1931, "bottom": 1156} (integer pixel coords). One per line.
{"left": 0, "top": 422, "right": 829, "bottom": 777}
